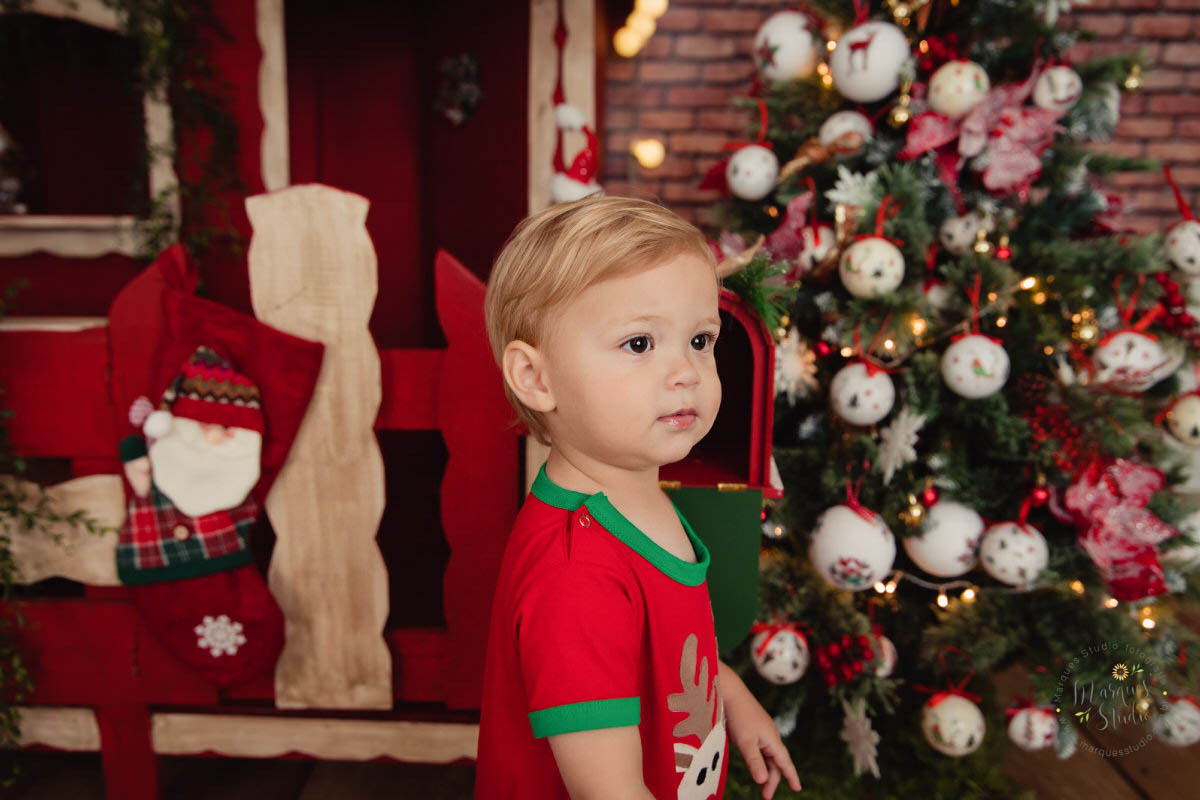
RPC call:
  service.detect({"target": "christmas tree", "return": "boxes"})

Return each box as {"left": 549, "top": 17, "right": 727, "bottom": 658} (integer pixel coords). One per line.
{"left": 698, "top": 1, "right": 1200, "bottom": 796}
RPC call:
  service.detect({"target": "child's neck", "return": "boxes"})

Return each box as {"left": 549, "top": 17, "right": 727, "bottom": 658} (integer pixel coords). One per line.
{"left": 544, "top": 447, "right": 661, "bottom": 506}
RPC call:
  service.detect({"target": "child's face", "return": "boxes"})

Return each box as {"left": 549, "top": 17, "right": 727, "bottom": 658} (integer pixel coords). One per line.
{"left": 540, "top": 251, "right": 722, "bottom": 470}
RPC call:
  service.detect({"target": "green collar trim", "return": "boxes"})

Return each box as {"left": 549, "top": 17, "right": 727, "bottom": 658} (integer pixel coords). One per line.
{"left": 531, "top": 463, "right": 709, "bottom": 586}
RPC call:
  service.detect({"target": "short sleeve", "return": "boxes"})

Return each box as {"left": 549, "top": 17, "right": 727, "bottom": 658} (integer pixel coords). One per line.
{"left": 515, "top": 562, "right": 643, "bottom": 738}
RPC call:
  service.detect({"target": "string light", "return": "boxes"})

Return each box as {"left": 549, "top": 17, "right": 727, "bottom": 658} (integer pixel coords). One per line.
{"left": 987, "top": 291, "right": 998, "bottom": 302}
{"left": 883, "top": 338, "right": 896, "bottom": 351}
{"left": 1043, "top": 345, "right": 1055, "bottom": 356}
{"left": 1020, "top": 277, "right": 1038, "bottom": 290}
{"left": 1032, "top": 291, "right": 1048, "bottom": 305}
{"left": 1142, "top": 617, "right": 1157, "bottom": 630}
{"left": 630, "top": 138, "right": 665, "bottom": 168}
{"left": 875, "top": 581, "right": 887, "bottom": 594}
{"left": 961, "top": 587, "right": 976, "bottom": 603}
{"left": 1070, "top": 579, "right": 1085, "bottom": 594}
{"left": 626, "top": 12, "right": 656, "bottom": 39}
{"left": 995, "top": 316, "right": 1007, "bottom": 328}
{"left": 1104, "top": 596, "right": 1119, "bottom": 609}
{"left": 826, "top": 39, "right": 838, "bottom": 52}
{"left": 840, "top": 346, "right": 855, "bottom": 357}
{"left": 885, "top": 579, "right": 898, "bottom": 594}
{"left": 633, "top": 0, "right": 669, "bottom": 18}
{"left": 911, "top": 316, "right": 927, "bottom": 336}
{"left": 937, "top": 591, "right": 950, "bottom": 608}
{"left": 613, "top": 27, "right": 643, "bottom": 57}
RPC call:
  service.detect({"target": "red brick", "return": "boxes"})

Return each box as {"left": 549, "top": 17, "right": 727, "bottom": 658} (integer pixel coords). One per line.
{"left": 1130, "top": 14, "right": 1195, "bottom": 37}
{"left": 607, "top": 109, "right": 636, "bottom": 130}
{"left": 1179, "top": 119, "right": 1200, "bottom": 138}
{"left": 1128, "top": 190, "right": 1183, "bottom": 211}
{"left": 1116, "top": 117, "right": 1174, "bottom": 138}
{"left": 698, "top": 108, "right": 751, "bottom": 132}
{"left": 1064, "top": 42, "right": 1092, "bottom": 62}
{"left": 1148, "top": 141, "right": 1200, "bottom": 162}
{"left": 1087, "top": 139, "right": 1146, "bottom": 158}
{"left": 605, "top": 132, "right": 633, "bottom": 155}
{"left": 1141, "top": 68, "right": 1185, "bottom": 91}
{"left": 1163, "top": 42, "right": 1200, "bottom": 66}
{"left": 608, "top": 86, "right": 663, "bottom": 106}
{"left": 1074, "top": 12, "right": 1127, "bottom": 37}
{"left": 641, "top": 36, "right": 673, "bottom": 58}
{"left": 701, "top": 9, "right": 764, "bottom": 33}
{"left": 1186, "top": 73, "right": 1200, "bottom": 89}
{"left": 604, "top": 181, "right": 663, "bottom": 201}
{"left": 666, "top": 86, "right": 734, "bottom": 106}
{"left": 637, "top": 157, "right": 695, "bottom": 180}
{"left": 640, "top": 109, "right": 696, "bottom": 130}
{"left": 675, "top": 34, "right": 738, "bottom": 59}
{"left": 607, "top": 59, "right": 636, "bottom": 82}
{"left": 701, "top": 59, "right": 756, "bottom": 83}
{"left": 657, "top": 7, "right": 701, "bottom": 32}
{"left": 1110, "top": 171, "right": 1169, "bottom": 187}
{"left": 1114, "top": 0, "right": 1160, "bottom": 9}
{"left": 669, "top": 131, "right": 731, "bottom": 154}
{"left": 1121, "top": 94, "right": 1148, "bottom": 114}
{"left": 661, "top": 182, "right": 720, "bottom": 203}
{"left": 1090, "top": 42, "right": 1159, "bottom": 60}
{"left": 641, "top": 62, "right": 702, "bottom": 82}
{"left": 1118, "top": 215, "right": 1167, "bottom": 234}
{"left": 1164, "top": 0, "right": 1200, "bottom": 8}
{"left": 1148, "top": 93, "right": 1200, "bottom": 115}
{"left": 672, "top": 206, "right": 701, "bottom": 225}
{"left": 1165, "top": 165, "right": 1200, "bottom": 186}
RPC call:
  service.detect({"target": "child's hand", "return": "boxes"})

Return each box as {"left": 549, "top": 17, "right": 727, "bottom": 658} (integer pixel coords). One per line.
{"left": 719, "top": 661, "right": 802, "bottom": 799}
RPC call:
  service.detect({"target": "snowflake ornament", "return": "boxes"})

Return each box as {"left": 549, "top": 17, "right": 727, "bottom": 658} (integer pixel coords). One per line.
{"left": 840, "top": 698, "right": 881, "bottom": 778}
{"left": 876, "top": 407, "right": 926, "bottom": 484}
{"left": 826, "top": 165, "right": 879, "bottom": 208}
{"left": 195, "top": 614, "right": 247, "bottom": 658}
{"left": 775, "top": 328, "right": 820, "bottom": 404}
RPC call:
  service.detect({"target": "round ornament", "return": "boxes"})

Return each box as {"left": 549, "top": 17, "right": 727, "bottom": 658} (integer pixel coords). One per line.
{"left": 979, "top": 522, "right": 1048, "bottom": 586}
{"left": 1163, "top": 508, "right": 1200, "bottom": 570}
{"left": 830, "top": 361, "right": 895, "bottom": 426}
{"left": 922, "top": 693, "right": 986, "bottom": 757}
{"left": 809, "top": 504, "right": 897, "bottom": 591}
{"left": 1151, "top": 697, "right": 1200, "bottom": 747}
{"left": 938, "top": 213, "right": 989, "bottom": 256}
{"left": 941, "top": 335, "right": 1010, "bottom": 399}
{"left": 818, "top": 110, "right": 873, "bottom": 148}
{"left": 903, "top": 499, "right": 984, "bottom": 578}
{"left": 839, "top": 237, "right": 905, "bottom": 298}
{"left": 1165, "top": 219, "right": 1200, "bottom": 275}
{"left": 927, "top": 60, "right": 990, "bottom": 119}
{"left": 796, "top": 223, "right": 835, "bottom": 273}
{"left": 874, "top": 634, "right": 898, "bottom": 678}
{"left": 726, "top": 144, "right": 780, "bottom": 202}
{"left": 751, "top": 627, "right": 810, "bottom": 685}
{"left": 1093, "top": 331, "right": 1172, "bottom": 391}
{"left": 1166, "top": 394, "right": 1200, "bottom": 448}
{"left": 753, "top": 11, "right": 820, "bottom": 84}
{"left": 1032, "top": 66, "right": 1083, "bottom": 114}
{"left": 1007, "top": 707, "right": 1058, "bottom": 751}
{"left": 829, "top": 20, "right": 911, "bottom": 104}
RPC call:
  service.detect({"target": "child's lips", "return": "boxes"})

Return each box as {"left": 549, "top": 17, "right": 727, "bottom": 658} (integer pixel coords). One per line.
{"left": 658, "top": 410, "right": 697, "bottom": 429}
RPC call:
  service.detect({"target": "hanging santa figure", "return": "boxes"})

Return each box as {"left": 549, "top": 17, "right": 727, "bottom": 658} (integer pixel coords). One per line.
{"left": 549, "top": 103, "right": 602, "bottom": 204}
{"left": 118, "top": 346, "right": 285, "bottom": 688}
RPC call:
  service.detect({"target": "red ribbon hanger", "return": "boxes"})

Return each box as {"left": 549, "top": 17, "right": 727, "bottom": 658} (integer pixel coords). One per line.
{"left": 912, "top": 644, "right": 981, "bottom": 705}
{"left": 854, "top": 194, "right": 904, "bottom": 245}
{"left": 749, "top": 619, "right": 812, "bottom": 659}
{"left": 1164, "top": 165, "right": 1195, "bottom": 222}
{"left": 1097, "top": 274, "right": 1165, "bottom": 349}
{"left": 722, "top": 98, "right": 774, "bottom": 151}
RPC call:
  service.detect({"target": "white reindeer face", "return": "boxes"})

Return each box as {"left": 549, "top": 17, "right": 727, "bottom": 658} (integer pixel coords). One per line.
{"left": 668, "top": 634, "right": 727, "bottom": 799}
{"left": 674, "top": 720, "right": 727, "bottom": 800}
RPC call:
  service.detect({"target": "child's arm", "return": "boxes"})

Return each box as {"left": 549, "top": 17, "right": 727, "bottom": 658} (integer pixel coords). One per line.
{"left": 548, "top": 726, "right": 656, "bottom": 800}
{"left": 719, "top": 660, "right": 802, "bottom": 799}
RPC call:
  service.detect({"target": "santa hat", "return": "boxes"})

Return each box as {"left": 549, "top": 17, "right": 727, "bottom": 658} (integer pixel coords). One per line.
{"left": 144, "top": 346, "right": 265, "bottom": 438}
{"left": 550, "top": 103, "right": 602, "bottom": 204}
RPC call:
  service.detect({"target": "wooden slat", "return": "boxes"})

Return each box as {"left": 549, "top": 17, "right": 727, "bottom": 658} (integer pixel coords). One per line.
{"left": 16, "top": 707, "right": 101, "bottom": 752}
{"left": 151, "top": 714, "right": 478, "bottom": 763}
{"left": 7, "top": 475, "right": 124, "bottom": 586}
{"left": 256, "top": 0, "right": 290, "bottom": 191}
{"left": 246, "top": 185, "right": 392, "bottom": 710}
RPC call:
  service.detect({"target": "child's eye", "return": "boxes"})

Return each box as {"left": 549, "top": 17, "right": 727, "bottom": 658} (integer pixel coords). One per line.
{"left": 622, "top": 335, "right": 653, "bottom": 354}
{"left": 691, "top": 333, "right": 718, "bottom": 351}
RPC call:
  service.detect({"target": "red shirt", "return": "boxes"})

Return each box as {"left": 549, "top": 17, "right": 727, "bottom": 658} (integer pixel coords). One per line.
{"left": 476, "top": 465, "right": 728, "bottom": 799}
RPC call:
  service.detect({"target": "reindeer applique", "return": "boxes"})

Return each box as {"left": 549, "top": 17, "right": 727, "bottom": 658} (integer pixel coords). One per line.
{"left": 667, "top": 634, "right": 727, "bottom": 800}
{"left": 845, "top": 32, "right": 876, "bottom": 75}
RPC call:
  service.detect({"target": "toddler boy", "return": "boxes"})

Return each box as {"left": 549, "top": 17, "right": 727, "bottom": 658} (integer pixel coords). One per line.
{"left": 477, "top": 196, "right": 800, "bottom": 799}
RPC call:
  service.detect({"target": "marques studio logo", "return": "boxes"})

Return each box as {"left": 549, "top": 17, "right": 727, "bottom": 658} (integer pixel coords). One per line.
{"left": 1052, "top": 641, "right": 1169, "bottom": 758}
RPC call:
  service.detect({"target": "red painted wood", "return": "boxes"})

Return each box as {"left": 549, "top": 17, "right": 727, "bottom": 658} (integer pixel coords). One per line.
{"left": 96, "top": 703, "right": 158, "bottom": 800}
{"left": 434, "top": 249, "right": 519, "bottom": 709}
{"left": 375, "top": 350, "right": 444, "bottom": 430}
{"left": 0, "top": 327, "right": 118, "bottom": 460}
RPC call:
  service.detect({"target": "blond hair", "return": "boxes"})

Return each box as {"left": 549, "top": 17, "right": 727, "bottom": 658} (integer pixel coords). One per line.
{"left": 484, "top": 196, "right": 716, "bottom": 445}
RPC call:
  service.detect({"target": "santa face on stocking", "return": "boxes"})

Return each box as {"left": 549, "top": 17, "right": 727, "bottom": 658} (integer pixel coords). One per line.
{"left": 147, "top": 416, "right": 262, "bottom": 517}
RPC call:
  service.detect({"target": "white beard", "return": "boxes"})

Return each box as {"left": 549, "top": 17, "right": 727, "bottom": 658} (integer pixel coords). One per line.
{"left": 149, "top": 417, "right": 262, "bottom": 516}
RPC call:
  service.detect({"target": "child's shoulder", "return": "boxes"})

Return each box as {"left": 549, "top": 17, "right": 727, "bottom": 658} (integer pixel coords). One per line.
{"left": 505, "top": 494, "right": 636, "bottom": 577}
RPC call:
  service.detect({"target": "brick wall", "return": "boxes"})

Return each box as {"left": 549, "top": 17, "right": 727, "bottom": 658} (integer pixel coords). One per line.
{"left": 602, "top": 0, "right": 1200, "bottom": 234}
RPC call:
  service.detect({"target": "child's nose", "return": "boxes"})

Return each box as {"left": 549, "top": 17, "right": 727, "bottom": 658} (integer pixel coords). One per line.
{"left": 667, "top": 349, "right": 702, "bottom": 387}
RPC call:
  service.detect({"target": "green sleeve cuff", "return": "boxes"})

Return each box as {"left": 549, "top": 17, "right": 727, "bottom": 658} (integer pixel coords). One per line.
{"left": 528, "top": 697, "right": 640, "bottom": 738}
{"left": 120, "top": 435, "right": 148, "bottom": 462}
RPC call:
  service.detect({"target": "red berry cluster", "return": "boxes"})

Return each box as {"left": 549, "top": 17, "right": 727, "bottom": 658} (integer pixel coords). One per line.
{"left": 1016, "top": 374, "right": 1092, "bottom": 471}
{"left": 815, "top": 633, "right": 875, "bottom": 687}
{"left": 1155, "top": 272, "right": 1200, "bottom": 347}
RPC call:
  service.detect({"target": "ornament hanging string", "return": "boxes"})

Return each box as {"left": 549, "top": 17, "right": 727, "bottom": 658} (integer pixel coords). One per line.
{"left": 805, "top": 176, "right": 823, "bottom": 246}
{"left": 1164, "top": 165, "right": 1195, "bottom": 221}
{"left": 852, "top": 315, "right": 899, "bottom": 376}
{"left": 749, "top": 619, "right": 812, "bottom": 658}
{"left": 1004, "top": 697, "right": 1039, "bottom": 720}
{"left": 855, "top": 195, "right": 904, "bottom": 245}
{"left": 844, "top": 461, "right": 876, "bottom": 522}
{"left": 852, "top": 0, "right": 871, "bottom": 24}
{"left": 912, "top": 643, "right": 981, "bottom": 705}
{"left": 1101, "top": 274, "right": 1165, "bottom": 349}
{"left": 924, "top": 242, "right": 941, "bottom": 291}
{"left": 551, "top": 0, "right": 568, "bottom": 175}
{"left": 723, "top": 98, "right": 774, "bottom": 151}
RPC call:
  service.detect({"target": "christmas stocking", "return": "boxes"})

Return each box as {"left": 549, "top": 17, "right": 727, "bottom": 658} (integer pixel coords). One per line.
{"left": 117, "top": 346, "right": 284, "bottom": 688}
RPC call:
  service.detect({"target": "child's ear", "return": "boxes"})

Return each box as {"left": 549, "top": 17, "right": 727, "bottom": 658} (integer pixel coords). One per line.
{"left": 502, "top": 340, "right": 556, "bottom": 413}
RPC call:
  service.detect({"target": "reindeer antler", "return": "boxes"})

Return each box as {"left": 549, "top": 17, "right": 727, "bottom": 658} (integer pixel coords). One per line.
{"left": 668, "top": 634, "right": 717, "bottom": 742}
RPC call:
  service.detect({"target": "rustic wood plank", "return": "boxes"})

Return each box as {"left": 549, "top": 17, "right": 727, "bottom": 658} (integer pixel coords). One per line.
{"left": 256, "top": 0, "right": 289, "bottom": 191}
{"left": 16, "top": 708, "right": 101, "bottom": 752}
{"left": 6, "top": 475, "right": 123, "bottom": 586}
{"left": 158, "top": 756, "right": 313, "bottom": 800}
{"left": 247, "top": 184, "right": 391, "bottom": 710}
{"left": 151, "top": 714, "right": 478, "bottom": 763}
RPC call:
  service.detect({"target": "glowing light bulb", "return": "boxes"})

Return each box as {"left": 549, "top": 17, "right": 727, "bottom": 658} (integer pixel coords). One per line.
{"left": 634, "top": 0, "right": 669, "bottom": 18}
{"left": 1070, "top": 580, "right": 1085, "bottom": 594}
{"left": 1104, "top": 597, "right": 1119, "bottom": 609}
{"left": 937, "top": 592, "right": 949, "bottom": 608}
{"left": 1033, "top": 291, "right": 1048, "bottom": 305}
{"left": 1142, "top": 617, "right": 1157, "bottom": 629}
{"left": 995, "top": 317, "right": 1007, "bottom": 328}
{"left": 885, "top": 580, "right": 898, "bottom": 594}
{"left": 912, "top": 317, "right": 927, "bottom": 336}
{"left": 883, "top": 338, "right": 896, "bottom": 351}
{"left": 875, "top": 581, "right": 887, "bottom": 594}
{"left": 961, "top": 587, "right": 976, "bottom": 603}
{"left": 1043, "top": 345, "right": 1055, "bottom": 356}
{"left": 630, "top": 138, "right": 665, "bottom": 168}
{"left": 626, "top": 12, "right": 656, "bottom": 39}
{"left": 840, "top": 346, "right": 855, "bottom": 358}
{"left": 613, "top": 27, "right": 643, "bottom": 57}
{"left": 1020, "top": 277, "right": 1038, "bottom": 290}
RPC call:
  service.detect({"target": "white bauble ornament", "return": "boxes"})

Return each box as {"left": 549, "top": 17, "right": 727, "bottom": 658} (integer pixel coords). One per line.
{"left": 1166, "top": 394, "right": 1200, "bottom": 448}
{"left": 726, "top": 145, "right": 780, "bottom": 201}
{"left": 922, "top": 693, "right": 986, "bottom": 757}
{"left": 1093, "top": 331, "right": 1175, "bottom": 392}
{"left": 818, "top": 110, "right": 873, "bottom": 148}
{"left": 751, "top": 627, "right": 810, "bottom": 685}
{"left": 1163, "top": 508, "right": 1200, "bottom": 570}
{"left": 1165, "top": 220, "right": 1200, "bottom": 275}
{"left": 927, "top": 60, "right": 990, "bottom": 119}
{"left": 1032, "top": 66, "right": 1083, "bottom": 114}
{"left": 1151, "top": 697, "right": 1200, "bottom": 747}
{"left": 874, "top": 634, "right": 898, "bottom": 678}
{"left": 796, "top": 224, "right": 835, "bottom": 273}
{"left": 903, "top": 500, "right": 984, "bottom": 578}
{"left": 829, "top": 21, "right": 910, "bottom": 104}
{"left": 839, "top": 237, "right": 905, "bottom": 298}
{"left": 1007, "top": 707, "right": 1058, "bottom": 751}
{"left": 809, "top": 504, "right": 897, "bottom": 591}
{"left": 938, "top": 212, "right": 990, "bottom": 256}
{"left": 941, "top": 335, "right": 1010, "bottom": 399}
{"left": 979, "top": 522, "right": 1048, "bottom": 586}
{"left": 830, "top": 361, "right": 895, "bottom": 426}
{"left": 753, "top": 11, "right": 820, "bottom": 84}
